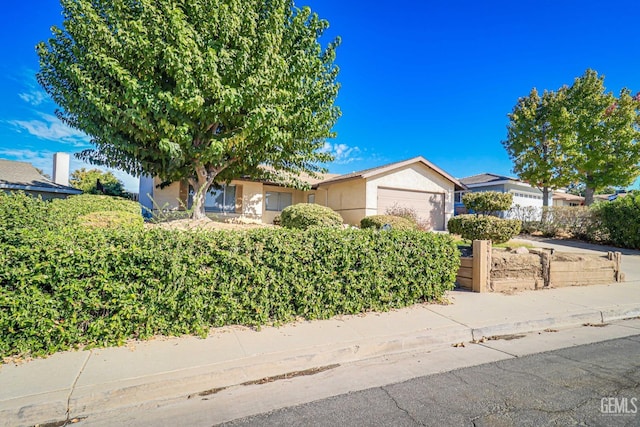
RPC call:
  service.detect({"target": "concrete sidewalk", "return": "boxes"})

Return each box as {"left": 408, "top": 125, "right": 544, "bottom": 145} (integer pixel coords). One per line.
{"left": 2, "top": 239, "right": 640, "bottom": 427}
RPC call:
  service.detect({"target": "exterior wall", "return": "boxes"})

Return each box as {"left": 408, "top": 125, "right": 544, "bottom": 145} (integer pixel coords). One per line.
{"left": 239, "top": 180, "right": 263, "bottom": 219}
{"left": 261, "top": 184, "right": 305, "bottom": 224}
{"left": 323, "top": 179, "right": 367, "bottom": 225}
{"left": 151, "top": 178, "right": 182, "bottom": 211}
{"left": 367, "top": 164, "right": 455, "bottom": 228}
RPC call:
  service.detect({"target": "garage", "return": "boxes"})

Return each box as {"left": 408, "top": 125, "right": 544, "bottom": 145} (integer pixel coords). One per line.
{"left": 377, "top": 187, "right": 445, "bottom": 230}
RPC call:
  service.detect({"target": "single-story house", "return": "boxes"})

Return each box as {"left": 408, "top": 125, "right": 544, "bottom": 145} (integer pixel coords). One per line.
{"left": 552, "top": 191, "right": 584, "bottom": 207}
{"left": 0, "top": 154, "right": 82, "bottom": 200}
{"left": 455, "top": 173, "right": 551, "bottom": 218}
{"left": 139, "top": 156, "right": 466, "bottom": 231}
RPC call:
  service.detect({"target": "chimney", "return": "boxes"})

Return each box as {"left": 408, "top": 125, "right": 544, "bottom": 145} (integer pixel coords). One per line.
{"left": 53, "top": 152, "right": 70, "bottom": 186}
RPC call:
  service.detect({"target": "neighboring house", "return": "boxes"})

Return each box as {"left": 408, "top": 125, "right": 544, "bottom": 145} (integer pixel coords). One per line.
{"left": 455, "top": 173, "right": 551, "bottom": 217}
{"left": 0, "top": 153, "right": 82, "bottom": 200}
{"left": 552, "top": 191, "right": 584, "bottom": 207}
{"left": 140, "top": 156, "right": 466, "bottom": 231}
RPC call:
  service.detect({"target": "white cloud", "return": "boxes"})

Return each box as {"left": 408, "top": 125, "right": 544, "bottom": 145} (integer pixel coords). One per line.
{"left": 8, "top": 112, "right": 91, "bottom": 147}
{"left": 321, "top": 142, "right": 361, "bottom": 164}
{"left": 18, "top": 90, "right": 48, "bottom": 106}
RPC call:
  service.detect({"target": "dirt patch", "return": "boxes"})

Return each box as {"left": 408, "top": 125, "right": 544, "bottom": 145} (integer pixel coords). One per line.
{"left": 491, "top": 251, "right": 542, "bottom": 280}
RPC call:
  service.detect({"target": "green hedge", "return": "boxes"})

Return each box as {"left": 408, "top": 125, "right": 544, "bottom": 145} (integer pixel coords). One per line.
{"left": 592, "top": 192, "right": 640, "bottom": 249}
{"left": 0, "top": 227, "right": 459, "bottom": 358}
{"left": 448, "top": 214, "right": 521, "bottom": 244}
{"left": 280, "top": 203, "right": 343, "bottom": 229}
{"left": 360, "top": 215, "right": 418, "bottom": 230}
{"left": 462, "top": 191, "right": 513, "bottom": 216}
{"left": 78, "top": 211, "right": 144, "bottom": 230}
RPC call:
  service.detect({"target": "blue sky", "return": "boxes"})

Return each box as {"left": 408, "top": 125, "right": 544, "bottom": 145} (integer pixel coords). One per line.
{"left": 1, "top": 1, "right": 639, "bottom": 192}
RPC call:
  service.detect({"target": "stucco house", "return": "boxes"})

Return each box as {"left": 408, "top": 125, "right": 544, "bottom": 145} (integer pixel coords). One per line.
{"left": 0, "top": 153, "right": 82, "bottom": 200}
{"left": 140, "top": 156, "right": 466, "bottom": 230}
{"left": 455, "top": 173, "right": 551, "bottom": 218}
{"left": 552, "top": 191, "right": 584, "bottom": 207}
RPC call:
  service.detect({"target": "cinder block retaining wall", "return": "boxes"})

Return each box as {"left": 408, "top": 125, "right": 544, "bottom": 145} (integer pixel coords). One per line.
{"left": 456, "top": 240, "right": 623, "bottom": 293}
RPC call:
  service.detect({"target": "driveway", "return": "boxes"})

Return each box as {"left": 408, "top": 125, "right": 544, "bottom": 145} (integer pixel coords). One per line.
{"left": 514, "top": 236, "right": 640, "bottom": 283}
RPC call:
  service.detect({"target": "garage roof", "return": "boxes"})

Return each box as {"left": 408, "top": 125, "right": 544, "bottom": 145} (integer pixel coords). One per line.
{"left": 314, "top": 156, "right": 467, "bottom": 191}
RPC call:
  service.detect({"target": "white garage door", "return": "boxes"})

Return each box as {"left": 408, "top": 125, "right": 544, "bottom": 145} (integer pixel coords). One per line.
{"left": 377, "top": 187, "right": 445, "bottom": 231}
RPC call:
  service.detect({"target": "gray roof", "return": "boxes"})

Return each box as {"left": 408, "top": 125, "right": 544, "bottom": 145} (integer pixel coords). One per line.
{"left": 0, "top": 159, "right": 82, "bottom": 195}
{"left": 459, "top": 173, "right": 519, "bottom": 186}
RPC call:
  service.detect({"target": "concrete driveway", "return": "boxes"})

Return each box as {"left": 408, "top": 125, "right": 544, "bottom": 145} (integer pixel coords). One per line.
{"left": 514, "top": 236, "right": 640, "bottom": 283}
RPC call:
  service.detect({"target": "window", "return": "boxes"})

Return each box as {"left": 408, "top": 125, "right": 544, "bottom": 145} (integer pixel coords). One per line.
{"left": 308, "top": 194, "right": 315, "bottom": 204}
{"left": 265, "top": 191, "right": 292, "bottom": 211}
{"left": 205, "top": 184, "right": 236, "bottom": 213}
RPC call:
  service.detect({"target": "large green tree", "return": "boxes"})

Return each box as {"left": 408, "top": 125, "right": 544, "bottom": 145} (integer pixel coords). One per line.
{"left": 504, "top": 69, "right": 640, "bottom": 206}
{"left": 564, "top": 69, "right": 640, "bottom": 205}
{"left": 37, "top": 0, "right": 340, "bottom": 219}
{"left": 70, "top": 168, "right": 128, "bottom": 197}
{"left": 503, "top": 87, "right": 575, "bottom": 206}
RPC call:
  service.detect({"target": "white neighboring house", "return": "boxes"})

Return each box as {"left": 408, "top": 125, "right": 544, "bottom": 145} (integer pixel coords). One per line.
{"left": 455, "top": 173, "right": 552, "bottom": 218}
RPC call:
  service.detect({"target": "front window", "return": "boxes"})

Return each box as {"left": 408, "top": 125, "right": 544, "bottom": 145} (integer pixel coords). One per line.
{"left": 205, "top": 184, "right": 236, "bottom": 213}
{"left": 265, "top": 191, "right": 292, "bottom": 211}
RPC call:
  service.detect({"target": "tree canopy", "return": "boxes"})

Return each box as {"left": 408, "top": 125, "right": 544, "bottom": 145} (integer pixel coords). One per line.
{"left": 37, "top": 0, "right": 341, "bottom": 218}
{"left": 70, "top": 168, "right": 128, "bottom": 197}
{"left": 503, "top": 69, "right": 640, "bottom": 205}
{"left": 503, "top": 87, "right": 574, "bottom": 206}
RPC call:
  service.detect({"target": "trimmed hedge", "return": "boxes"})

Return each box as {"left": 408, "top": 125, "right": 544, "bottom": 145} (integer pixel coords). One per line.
{"left": 280, "top": 203, "right": 343, "bottom": 229}
{"left": 360, "top": 215, "right": 418, "bottom": 231}
{"left": 49, "top": 194, "right": 140, "bottom": 227}
{"left": 78, "top": 211, "right": 144, "bottom": 230}
{"left": 0, "top": 227, "right": 459, "bottom": 358}
{"left": 462, "top": 191, "right": 513, "bottom": 216}
{"left": 448, "top": 214, "right": 521, "bottom": 244}
{"left": 592, "top": 192, "right": 640, "bottom": 249}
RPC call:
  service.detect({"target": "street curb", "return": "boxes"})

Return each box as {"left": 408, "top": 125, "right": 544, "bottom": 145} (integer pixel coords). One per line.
{"left": 4, "top": 305, "right": 640, "bottom": 427}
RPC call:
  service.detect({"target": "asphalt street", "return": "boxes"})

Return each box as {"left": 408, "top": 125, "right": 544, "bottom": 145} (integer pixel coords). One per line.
{"left": 224, "top": 335, "right": 640, "bottom": 427}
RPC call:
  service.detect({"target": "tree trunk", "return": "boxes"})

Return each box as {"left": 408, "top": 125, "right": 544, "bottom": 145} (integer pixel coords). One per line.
{"left": 584, "top": 186, "right": 595, "bottom": 206}
{"left": 189, "top": 165, "right": 217, "bottom": 220}
{"left": 541, "top": 186, "right": 550, "bottom": 223}
{"left": 190, "top": 179, "right": 208, "bottom": 220}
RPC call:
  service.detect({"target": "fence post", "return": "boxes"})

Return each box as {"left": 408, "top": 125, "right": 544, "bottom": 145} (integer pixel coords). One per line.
{"left": 472, "top": 240, "right": 490, "bottom": 292}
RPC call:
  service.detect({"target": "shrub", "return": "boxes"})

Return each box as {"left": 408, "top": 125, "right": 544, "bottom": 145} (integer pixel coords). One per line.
{"left": 509, "top": 205, "right": 598, "bottom": 240}
{"left": 49, "top": 194, "right": 140, "bottom": 227}
{"left": 592, "top": 192, "right": 640, "bottom": 249}
{"left": 448, "top": 214, "right": 521, "bottom": 244}
{"left": 384, "top": 204, "right": 418, "bottom": 223}
{"left": 280, "top": 203, "right": 343, "bottom": 230}
{"left": 462, "top": 191, "right": 513, "bottom": 216}
{"left": 0, "top": 227, "right": 460, "bottom": 358}
{"left": 78, "top": 211, "right": 144, "bottom": 230}
{"left": 272, "top": 214, "right": 282, "bottom": 226}
{"left": 0, "top": 192, "right": 51, "bottom": 232}
{"left": 360, "top": 215, "right": 418, "bottom": 231}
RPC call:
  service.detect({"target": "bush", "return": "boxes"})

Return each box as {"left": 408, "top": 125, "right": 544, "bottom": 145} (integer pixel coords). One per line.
{"left": 0, "top": 192, "right": 51, "bottom": 232}
{"left": 448, "top": 214, "right": 521, "bottom": 244}
{"left": 280, "top": 203, "right": 343, "bottom": 230}
{"left": 0, "top": 227, "right": 460, "bottom": 358}
{"left": 384, "top": 204, "right": 418, "bottom": 223}
{"left": 49, "top": 194, "right": 140, "bottom": 226}
{"left": 462, "top": 191, "right": 513, "bottom": 216}
{"left": 592, "top": 192, "right": 640, "bottom": 249}
{"left": 510, "top": 205, "right": 596, "bottom": 239}
{"left": 360, "top": 215, "right": 418, "bottom": 231}
{"left": 78, "top": 211, "right": 144, "bottom": 230}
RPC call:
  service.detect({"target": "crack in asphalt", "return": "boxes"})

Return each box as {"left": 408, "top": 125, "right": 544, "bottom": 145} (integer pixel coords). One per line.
{"left": 380, "top": 386, "right": 424, "bottom": 426}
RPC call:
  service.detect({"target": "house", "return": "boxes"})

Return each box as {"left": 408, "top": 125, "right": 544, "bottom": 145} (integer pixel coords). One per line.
{"left": 0, "top": 153, "right": 82, "bottom": 200}
{"left": 139, "top": 156, "right": 466, "bottom": 231}
{"left": 455, "top": 173, "right": 551, "bottom": 217}
{"left": 552, "top": 191, "right": 584, "bottom": 207}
